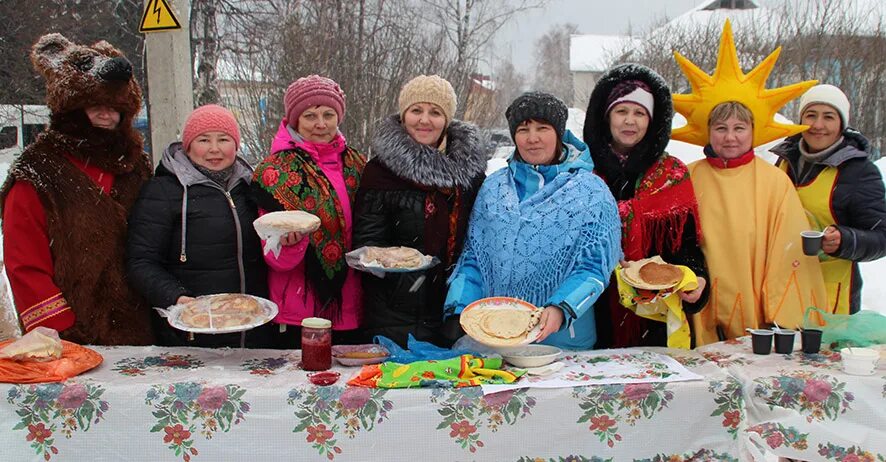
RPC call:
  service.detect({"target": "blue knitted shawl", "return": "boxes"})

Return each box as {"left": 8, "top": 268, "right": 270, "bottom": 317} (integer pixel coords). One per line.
{"left": 447, "top": 130, "right": 622, "bottom": 349}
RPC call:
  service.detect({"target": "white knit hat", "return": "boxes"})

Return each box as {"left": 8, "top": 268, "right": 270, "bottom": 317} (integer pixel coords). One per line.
{"left": 799, "top": 84, "right": 850, "bottom": 129}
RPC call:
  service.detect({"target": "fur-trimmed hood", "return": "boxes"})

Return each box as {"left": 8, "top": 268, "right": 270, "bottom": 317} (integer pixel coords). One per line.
{"left": 369, "top": 115, "right": 488, "bottom": 189}
{"left": 583, "top": 63, "right": 674, "bottom": 187}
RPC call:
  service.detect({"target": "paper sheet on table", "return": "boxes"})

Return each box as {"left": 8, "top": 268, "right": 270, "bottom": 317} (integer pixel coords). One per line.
{"left": 481, "top": 349, "right": 702, "bottom": 395}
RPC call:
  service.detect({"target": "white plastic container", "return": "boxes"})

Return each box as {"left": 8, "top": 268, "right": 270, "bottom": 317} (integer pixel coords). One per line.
{"left": 840, "top": 347, "right": 879, "bottom": 376}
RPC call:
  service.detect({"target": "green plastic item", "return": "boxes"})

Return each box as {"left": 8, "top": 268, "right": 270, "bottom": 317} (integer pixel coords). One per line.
{"left": 803, "top": 307, "right": 886, "bottom": 349}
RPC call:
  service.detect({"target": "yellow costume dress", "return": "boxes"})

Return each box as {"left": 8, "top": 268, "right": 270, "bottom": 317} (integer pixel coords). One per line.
{"left": 688, "top": 153, "right": 826, "bottom": 345}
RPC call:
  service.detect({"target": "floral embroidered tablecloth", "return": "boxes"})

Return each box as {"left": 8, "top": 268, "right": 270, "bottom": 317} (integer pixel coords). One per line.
{"left": 696, "top": 337, "right": 886, "bottom": 462}
{"left": 1, "top": 345, "right": 749, "bottom": 462}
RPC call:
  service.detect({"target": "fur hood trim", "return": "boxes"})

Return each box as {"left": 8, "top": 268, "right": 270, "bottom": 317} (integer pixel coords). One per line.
{"left": 584, "top": 63, "right": 674, "bottom": 178}
{"left": 370, "top": 115, "right": 487, "bottom": 189}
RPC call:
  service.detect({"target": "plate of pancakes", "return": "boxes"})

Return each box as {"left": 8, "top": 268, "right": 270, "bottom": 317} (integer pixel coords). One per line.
{"left": 346, "top": 246, "right": 439, "bottom": 274}
{"left": 459, "top": 297, "right": 542, "bottom": 347}
{"left": 163, "top": 294, "right": 278, "bottom": 334}
{"left": 622, "top": 256, "right": 684, "bottom": 291}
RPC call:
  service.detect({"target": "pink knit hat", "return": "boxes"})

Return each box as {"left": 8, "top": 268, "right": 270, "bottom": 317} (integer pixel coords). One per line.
{"left": 284, "top": 75, "right": 346, "bottom": 128}
{"left": 182, "top": 104, "right": 241, "bottom": 150}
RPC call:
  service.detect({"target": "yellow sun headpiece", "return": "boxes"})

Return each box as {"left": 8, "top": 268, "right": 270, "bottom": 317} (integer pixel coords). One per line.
{"left": 671, "top": 20, "right": 818, "bottom": 148}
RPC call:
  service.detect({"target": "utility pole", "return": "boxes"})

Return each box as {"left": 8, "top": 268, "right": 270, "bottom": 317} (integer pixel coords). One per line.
{"left": 142, "top": 0, "right": 193, "bottom": 165}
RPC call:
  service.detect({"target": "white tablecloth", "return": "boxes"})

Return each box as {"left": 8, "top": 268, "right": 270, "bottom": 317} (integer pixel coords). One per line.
{"left": 697, "top": 337, "right": 886, "bottom": 462}
{"left": 1, "top": 345, "right": 747, "bottom": 462}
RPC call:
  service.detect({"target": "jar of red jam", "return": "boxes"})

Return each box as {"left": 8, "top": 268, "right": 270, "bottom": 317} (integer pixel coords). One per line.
{"left": 301, "top": 317, "right": 332, "bottom": 371}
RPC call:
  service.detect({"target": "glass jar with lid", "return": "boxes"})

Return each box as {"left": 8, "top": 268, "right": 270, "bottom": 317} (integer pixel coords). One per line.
{"left": 301, "top": 317, "right": 332, "bottom": 371}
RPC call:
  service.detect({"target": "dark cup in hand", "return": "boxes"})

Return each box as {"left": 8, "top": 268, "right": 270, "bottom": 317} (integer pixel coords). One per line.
{"left": 801, "top": 230, "right": 824, "bottom": 256}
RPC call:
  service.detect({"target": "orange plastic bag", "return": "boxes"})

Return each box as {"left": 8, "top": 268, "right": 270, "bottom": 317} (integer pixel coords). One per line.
{"left": 0, "top": 340, "right": 103, "bottom": 383}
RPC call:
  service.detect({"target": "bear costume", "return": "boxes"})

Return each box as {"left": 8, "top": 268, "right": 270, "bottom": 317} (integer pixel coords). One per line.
{"left": 0, "top": 33, "right": 154, "bottom": 345}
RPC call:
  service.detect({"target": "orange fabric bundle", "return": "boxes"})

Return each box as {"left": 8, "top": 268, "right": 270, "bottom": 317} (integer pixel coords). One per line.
{"left": 0, "top": 340, "right": 103, "bottom": 383}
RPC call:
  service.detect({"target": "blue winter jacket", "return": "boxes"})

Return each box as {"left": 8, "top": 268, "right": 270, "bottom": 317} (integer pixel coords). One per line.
{"left": 445, "top": 130, "right": 622, "bottom": 349}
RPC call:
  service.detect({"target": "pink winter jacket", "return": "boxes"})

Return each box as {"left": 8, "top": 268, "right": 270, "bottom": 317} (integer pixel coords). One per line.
{"left": 261, "top": 121, "right": 363, "bottom": 330}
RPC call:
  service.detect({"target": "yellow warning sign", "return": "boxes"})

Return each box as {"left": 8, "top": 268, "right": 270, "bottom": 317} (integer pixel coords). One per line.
{"left": 140, "top": 0, "right": 182, "bottom": 32}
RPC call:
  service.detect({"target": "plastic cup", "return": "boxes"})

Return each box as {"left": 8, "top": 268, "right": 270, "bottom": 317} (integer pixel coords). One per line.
{"left": 840, "top": 347, "right": 879, "bottom": 376}
{"left": 750, "top": 329, "right": 774, "bottom": 355}
{"left": 801, "top": 230, "right": 824, "bottom": 256}
{"left": 774, "top": 329, "right": 797, "bottom": 354}
{"left": 801, "top": 329, "right": 823, "bottom": 354}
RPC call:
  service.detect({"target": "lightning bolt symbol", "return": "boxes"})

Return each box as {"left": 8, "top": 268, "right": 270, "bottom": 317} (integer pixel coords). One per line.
{"left": 152, "top": 0, "right": 162, "bottom": 23}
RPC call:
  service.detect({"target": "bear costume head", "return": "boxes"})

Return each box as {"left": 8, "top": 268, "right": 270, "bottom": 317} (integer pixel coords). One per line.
{"left": 29, "top": 33, "right": 147, "bottom": 174}
{"left": 31, "top": 33, "right": 142, "bottom": 123}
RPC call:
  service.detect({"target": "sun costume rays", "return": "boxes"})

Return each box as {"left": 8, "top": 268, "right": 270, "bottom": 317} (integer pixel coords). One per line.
{"left": 675, "top": 20, "right": 827, "bottom": 346}
{"left": 671, "top": 19, "right": 817, "bottom": 147}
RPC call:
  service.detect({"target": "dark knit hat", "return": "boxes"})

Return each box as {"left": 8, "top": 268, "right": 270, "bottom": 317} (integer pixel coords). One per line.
{"left": 506, "top": 92, "right": 569, "bottom": 141}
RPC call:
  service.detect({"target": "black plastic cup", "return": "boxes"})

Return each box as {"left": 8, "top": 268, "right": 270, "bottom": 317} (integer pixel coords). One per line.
{"left": 801, "top": 329, "right": 823, "bottom": 354}
{"left": 750, "top": 329, "right": 774, "bottom": 355}
{"left": 801, "top": 230, "right": 824, "bottom": 256}
{"left": 774, "top": 329, "right": 797, "bottom": 354}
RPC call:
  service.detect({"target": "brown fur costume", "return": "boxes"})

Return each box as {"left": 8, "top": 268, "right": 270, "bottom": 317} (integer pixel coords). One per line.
{"left": 0, "top": 33, "right": 154, "bottom": 345}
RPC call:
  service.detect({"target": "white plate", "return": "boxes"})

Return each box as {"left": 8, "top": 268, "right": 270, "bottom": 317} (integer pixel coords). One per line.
{"left": 157, "top": 294, "right": 278, "bottom": 334}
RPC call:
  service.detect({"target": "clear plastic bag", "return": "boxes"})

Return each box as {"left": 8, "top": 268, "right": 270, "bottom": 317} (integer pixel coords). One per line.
{"left": 804, "top": 307, "right": 886, "bottom": 349}
{"left": 0, "top": 326, "right": 63, "bottom": 362}
{"left": 373, "top": 334, "right": 480, "bottom": 364}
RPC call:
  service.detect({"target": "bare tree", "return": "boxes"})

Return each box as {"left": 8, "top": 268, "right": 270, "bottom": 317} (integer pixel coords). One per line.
{"left": 533, "top": 23, "right": 578, "bottom": 103}
{"left": 0, "top": 0, "right": 146, "bottom": 105}
{"left": 607, "top": 0, "right": 884, "bottom": 152}
{"left": 463, "top": 58, "right": 527, "bottom": 129}
{"left": 417, "top": 0, "right": 546, "bottom": 118}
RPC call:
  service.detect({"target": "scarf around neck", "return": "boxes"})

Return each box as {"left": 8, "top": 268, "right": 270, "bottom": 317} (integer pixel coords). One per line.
{"left": 252, "top": 130, "right": 365, "bottom": 315}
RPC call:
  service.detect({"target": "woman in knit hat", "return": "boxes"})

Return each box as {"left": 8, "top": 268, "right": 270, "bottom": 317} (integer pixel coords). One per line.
{"left": 251, "top": 75, "right": 366, "bottom": 347}
{"left": 582, "top": 64, "right": 708, "bottom": 349}
{"left": 770, "top": 84, "right": 886, "bottom": 315}
{"left": 127, "top": 104, "right": 272, "bottom": 348}
{"left": 353, "top": 74, "right": 487, "bottom": 348}
{"left": 445, "top": 92, "right": 622, "bottom": 350}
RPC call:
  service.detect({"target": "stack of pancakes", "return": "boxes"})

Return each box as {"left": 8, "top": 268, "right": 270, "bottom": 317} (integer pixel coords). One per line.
{"left": 623, "top": 256, "right": 683, "bottom": 290}
{"left": 460, "top": 299, "right": 541, "bottom": 347}
{"left": 361, "top": 246, "right": 425, "bottom": 269}
{"left": 253, "top": 210, "right": 321, "bottom": 235}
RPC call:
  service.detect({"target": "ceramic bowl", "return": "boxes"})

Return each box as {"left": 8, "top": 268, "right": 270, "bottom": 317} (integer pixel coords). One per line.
{"left": 500, "top": 344, "right": 562, "bottom": 368}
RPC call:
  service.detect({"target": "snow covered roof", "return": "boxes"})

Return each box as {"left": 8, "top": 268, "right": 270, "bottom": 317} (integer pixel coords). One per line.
{"left": 471, "top": 75, "right": 495, "bottom": 91}
{"left": 570, "top": 35, "right": 642, "bottom": 73}
{"left": 649, "top": 0, "right": 775, "bottom": 41}
{"left": 650, "top": 0, "right": 883, "bottom": 42}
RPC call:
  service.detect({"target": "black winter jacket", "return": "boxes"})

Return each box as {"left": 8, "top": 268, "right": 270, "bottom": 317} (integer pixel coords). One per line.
{"left": 353, "top": 116, "right": 487, "bottom": 348}
{"left": 584, "top": 63, "right": 710, "bottom": 348}
{"left": 771, "top": 130, "right": 886, "bottom": 313}
{"left": 126, "top": 143, "right": 270, "bottom": 347}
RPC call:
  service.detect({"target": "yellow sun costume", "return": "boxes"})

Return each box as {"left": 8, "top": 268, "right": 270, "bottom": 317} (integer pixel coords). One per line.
{"left": 672, "top": 20, "right": 827, "bottom": 345}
